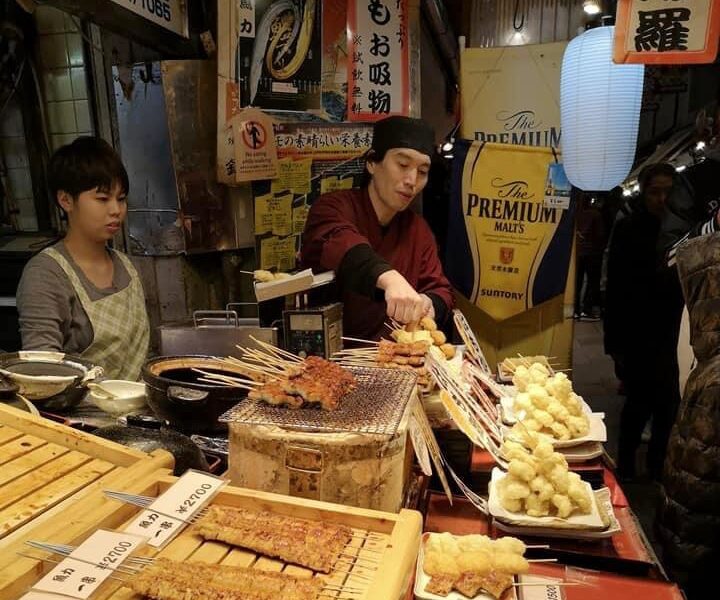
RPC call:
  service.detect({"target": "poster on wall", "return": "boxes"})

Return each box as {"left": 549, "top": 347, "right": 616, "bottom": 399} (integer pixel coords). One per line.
{"left": 347, "top": 0, "right": 410, "bottom": 121}
{"left": 237, "top": 0, "right": 322, "bottom": 111}
{"left": 444, "top": 141, "right": 576, "bottom": 322}
{"left": 614, "top": 0, "right": 720, "bottom": 64}
{"left": 459, "top": 42, "right": 566, "bottom": 148}
{"left": 252, "top": 122, "right": 370, "bottom": 272}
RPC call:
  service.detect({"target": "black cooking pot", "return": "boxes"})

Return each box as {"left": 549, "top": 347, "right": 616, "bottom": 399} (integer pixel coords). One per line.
{"left": 93, "top": 414, "right": 210, "bottom": 475}
{"left": 142, "top": 355, "right": 248, "bottom": 433}
{"left": 0, "top": 352, "right": 102, "bottom": 412}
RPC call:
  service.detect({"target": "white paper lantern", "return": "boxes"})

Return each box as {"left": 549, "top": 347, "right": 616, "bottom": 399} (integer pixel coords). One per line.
{"left": 560, "top": 26, "right": 644, "bottom": 191}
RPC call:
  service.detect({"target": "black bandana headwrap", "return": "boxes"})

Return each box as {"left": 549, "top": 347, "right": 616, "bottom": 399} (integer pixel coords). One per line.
{"left": 369, "top": 116, "right": 436, "bottom": 159}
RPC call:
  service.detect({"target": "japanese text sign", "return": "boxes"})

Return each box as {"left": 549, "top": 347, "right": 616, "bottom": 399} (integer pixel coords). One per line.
{"left": 347, "top": 0, "right": 410, "bottom": 121}
{"left": 123, "top": 470, "right": 226, "bottom": 547}
{"left": 614, "top": 0, "right": 720, "bottom": 64}
{"left": 27, "top": 530, "right": 146, "bottom": 599}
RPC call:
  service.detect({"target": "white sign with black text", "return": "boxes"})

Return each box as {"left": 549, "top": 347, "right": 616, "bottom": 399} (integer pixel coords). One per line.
{"left": 109, "top": 0, "right": 188, "bottom": 38}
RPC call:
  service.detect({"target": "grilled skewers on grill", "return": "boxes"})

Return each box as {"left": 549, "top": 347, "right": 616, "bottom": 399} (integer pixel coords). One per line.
{"left": 248, "top": 356, "right": 356, "bottom": 410}
{"left": 195, "top": 506, "right": 353, "bottom": 573}
{"left": 129, "top": 557, "right": 325, "bottom": 600}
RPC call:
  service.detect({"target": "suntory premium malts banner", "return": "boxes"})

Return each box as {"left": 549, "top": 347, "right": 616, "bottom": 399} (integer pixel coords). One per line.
{"left": 445, "top": 141, "right": 575, "bottom": 321}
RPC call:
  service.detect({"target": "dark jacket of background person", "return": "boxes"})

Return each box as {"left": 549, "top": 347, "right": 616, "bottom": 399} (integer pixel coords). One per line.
{"left": 604, "top": 202, "right": 684, "bottom": 366}
{"left": 656, "top": 232, "right": 720, "bottom": 599}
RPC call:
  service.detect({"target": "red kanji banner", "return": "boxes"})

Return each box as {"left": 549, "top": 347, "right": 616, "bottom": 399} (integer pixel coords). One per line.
{"left": 614, "top": 0, "right": 720, "bottom": 64}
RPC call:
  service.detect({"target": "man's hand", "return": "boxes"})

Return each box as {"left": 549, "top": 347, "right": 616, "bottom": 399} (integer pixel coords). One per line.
{"left": 419, "top": 294, "right": 435, "bottom": 320}
{"left": 377, "top": 270, "right": 426, "bottom": 324}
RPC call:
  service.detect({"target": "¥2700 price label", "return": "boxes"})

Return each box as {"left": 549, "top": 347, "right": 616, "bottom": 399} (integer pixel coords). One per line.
{"left": 25, "top": 530, "right": 146, "bottom": 599}
{"left": 123, "top": 470, "right": 226, "bottom": 547}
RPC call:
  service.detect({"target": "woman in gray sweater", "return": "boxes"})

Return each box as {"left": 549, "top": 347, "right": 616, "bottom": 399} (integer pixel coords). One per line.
{"left": 16, "top": 137, "right": 149, "bottom": 380}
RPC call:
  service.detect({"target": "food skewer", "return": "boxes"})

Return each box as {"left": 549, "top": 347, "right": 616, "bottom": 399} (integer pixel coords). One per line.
{"left": 341, "top": 336, "right": 380, "bottom": 345}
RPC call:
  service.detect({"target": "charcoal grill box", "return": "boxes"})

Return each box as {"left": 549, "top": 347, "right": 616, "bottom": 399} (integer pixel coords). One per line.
{"left": 223, "top": 367, "right": 419, "bottom": 513}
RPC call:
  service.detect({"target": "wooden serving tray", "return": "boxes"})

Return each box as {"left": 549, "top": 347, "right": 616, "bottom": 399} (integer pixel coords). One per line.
{"left": 2, "top": 473, "right": 423, "bottom": 600}
{"left": 0, "top": 403, "right": 174, "bottom": 548}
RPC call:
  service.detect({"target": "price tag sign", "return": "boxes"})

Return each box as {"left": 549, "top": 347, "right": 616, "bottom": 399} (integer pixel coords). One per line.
{"left": 29, "top": 530, "right": 147, "bottom": 599}
{"left": 518, "top": 574, "right": 565, "bottom": 600}
{"left": 123, "top": 470, "right": 226, "bottom": 547}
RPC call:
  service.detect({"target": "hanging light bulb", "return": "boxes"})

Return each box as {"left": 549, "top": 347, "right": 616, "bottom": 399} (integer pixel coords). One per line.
{"left": 560, "top": 26, "right": 644, "bottom": 191}
{"left": 622, "top": 188, "right": 632, "bottom": 197}
{"left": 676, "top": 165, "right": 687, "bottom": 172}
{"left": 583, "top": 0, "right": 602, "bottom": 15}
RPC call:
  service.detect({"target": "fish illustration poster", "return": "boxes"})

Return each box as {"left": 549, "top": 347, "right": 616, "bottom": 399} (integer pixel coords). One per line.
{"left": 238, "top": 0, "right": 322, "bottom": 111}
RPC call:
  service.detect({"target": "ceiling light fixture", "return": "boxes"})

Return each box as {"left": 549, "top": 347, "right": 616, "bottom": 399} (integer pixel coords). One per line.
{"left": 583, "top": 0, "right": 602, "bottom": 15}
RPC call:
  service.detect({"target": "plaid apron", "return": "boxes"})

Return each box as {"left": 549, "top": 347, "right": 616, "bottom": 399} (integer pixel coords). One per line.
{"left": 43, "top": 247, "right": 150, "bottom": 381}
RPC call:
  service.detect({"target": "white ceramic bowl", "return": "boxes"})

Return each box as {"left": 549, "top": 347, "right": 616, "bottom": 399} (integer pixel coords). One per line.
{"left": 88, "top": 380, "right": 147, "bottom": 416}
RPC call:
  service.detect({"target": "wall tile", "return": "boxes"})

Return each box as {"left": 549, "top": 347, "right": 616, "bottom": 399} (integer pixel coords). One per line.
{"left": 7, "top": 168, "right": 33, "bottom": 198}
{"left": 35, "top": 6, "right": 66, "bottom": 34}
{"left": 0, "top": 100, "right": 24, "bottom": 137}
{"left": 70, "top": 67, "right": 88, "bottom": 99}
{"left": 38, "top": 34, "right": 69, "bottom": 69}
{"left": 74, "top": 100, "right": 92, "bottom": 132}
{"left": 47, "top": 101, "right": 77, "bottom": 134}
{"left": 43, "top": 69, "right": 73, "bottom": 102}
{"left": 66, "top": 34, "right": 84, "bottom": 67}
{"left": 51, "top": 133, "right": 78, "bottom": 151}
{"left": 1, "top": 136, "right": 29, "bottom": 169}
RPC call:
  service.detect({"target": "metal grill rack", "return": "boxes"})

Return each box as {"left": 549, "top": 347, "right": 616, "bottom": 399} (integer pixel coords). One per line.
{"left": 220, "top": 366, "right": 417, "bottom": 437}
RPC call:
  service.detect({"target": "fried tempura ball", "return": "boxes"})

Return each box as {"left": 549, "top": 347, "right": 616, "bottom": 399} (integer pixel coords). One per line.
{"left": 500, "top": 496, "right": 523, "bottom": 513}
{"left": 513, "top": 392, "right": 533, "bottom": 413}
{"left": 457, "top": 550, "right": 493, "bottom": 575}
{"left": 500, "top": 479, "right": 531, "bottom": 500}
{"left": 551, "top": 493, "right": 573, "bottom": 518}
{"left": 567, "top": 414, "right": 590, "bottom": 437}
{"left": 546, "top": 400, "right": 570, "bottom": 423}
{"left": 512, "top": 365, "right": 530, "bottom": 391}
{"left": 492, "top": 537, "right": 526, "bottom": 555}
{"left": 508, "top": 460, "right": 536, "bottom": 482}
{"left": 565, "top": 393, "right": 584, "bottom": 416}
{"left": 430, "top": 330, "right": 446, "bottom": 345}
{"left": 529, "top": 475, "right": 555, "bottom": 502}
{"left": 526, "top": 383, "right": 551, "bottom": 409}
{"left": 440, "top": 343, "right": 456, "bottom": 359}
{"left": 532, "top": 440, "right": 554, "bottom": 460}
{"left": 502, "top": 440, "right": 530, "bottom": 461}
{"left": 533, "top": 409, "right": 554, "bottom": 427}
{"left": 547, "top": 464, "right": 569, "bottom": 494}
{"left": 457, "top": 534, "right": 493, "bottom": 553}
{"left": 423, "top": 550, "right": 460, "bottom": 577}
{"left": 549, "top": 421, "right": 571, "bottom": 440}
{"left": 420, "top": 316, "right": 438, "bottom": 331}
{"left": 525, "top": 492, "right": 550, "bottom": 517}
{"left": 492, "top": 552, "right": 530, "bottom": 574}
{"left": 253, "top": 269, "right": 275, "bottom": 282}
{"left": 391, "top": 330, "right": 413, "bottom": 344}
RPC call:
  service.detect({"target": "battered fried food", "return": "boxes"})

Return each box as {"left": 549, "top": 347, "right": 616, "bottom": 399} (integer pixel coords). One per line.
{"left": 423, "top": 533, "right": 528, "bottom": 599}
{"left": 129, "top": 557, "right": 325, "bottom": 600}
{"left": 195, "top": 506, "right": 352, "bottom": 573}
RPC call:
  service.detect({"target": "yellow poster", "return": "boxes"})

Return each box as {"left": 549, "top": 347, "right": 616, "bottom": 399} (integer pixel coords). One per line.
{"left": 445, "top": 142, "right": 575, "bottom": 321}
{"left": 254, "top": 193, "right": 274, "bottom": 235}
{"left": 320, "top": 176, "right": 355, "bottom": 195}
{"left": 271, "top": 158, "right": 312, "bottom": 195}
{"left": 270, "top": 194, "right": 293, "bottom": 236}
{"left": 292, "top": 204, "right": 310, "bottom": 235}
{"left": 460, "top": 42, "right": 566, "bottom": 147}
{"left": 276, "top": 235, "right": 298, "bottom": 271}
{"left": 260, "top": 236, "right": 279, "bottom": 270}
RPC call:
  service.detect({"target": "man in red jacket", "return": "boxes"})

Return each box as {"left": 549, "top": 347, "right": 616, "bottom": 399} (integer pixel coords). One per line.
{"left": 301, "top": 116, "right": 453, "bottom": 340}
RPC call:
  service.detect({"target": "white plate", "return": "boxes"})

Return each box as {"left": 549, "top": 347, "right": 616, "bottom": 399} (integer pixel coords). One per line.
{"left": 492, "top": 488, "right": 621, "bottom": 540}
{"left": 500, "top": 395, "right": 592, "bottom": 425}
{"left": 487, "top": 468, "right": 606, "bottom": 530}
{"left": 414, "top": 533, "right": 518, "bottom": 600}
{"left": 501, "top": 413, "right": 607, "bottom": 449}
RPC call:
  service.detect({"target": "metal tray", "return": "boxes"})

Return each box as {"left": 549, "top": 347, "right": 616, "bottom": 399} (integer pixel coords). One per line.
{"left": 219, "top": 366, "right": 417, "bottom": 437}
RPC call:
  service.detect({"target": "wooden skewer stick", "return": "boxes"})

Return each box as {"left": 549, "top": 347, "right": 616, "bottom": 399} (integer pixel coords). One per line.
{"left": 192, "top": 368, "right": 261, "bottom": 387}
{"left": 250, "top": 336, "right": 304, "bottom": 363}
{"left": 527, "top": 558, "right": 558, "bottom": 563}
{"left": 342, "top": 336, "right": 380, "bottom": 346}
{"left": 513, "top": 582, "right": 586, "bottom": 587}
